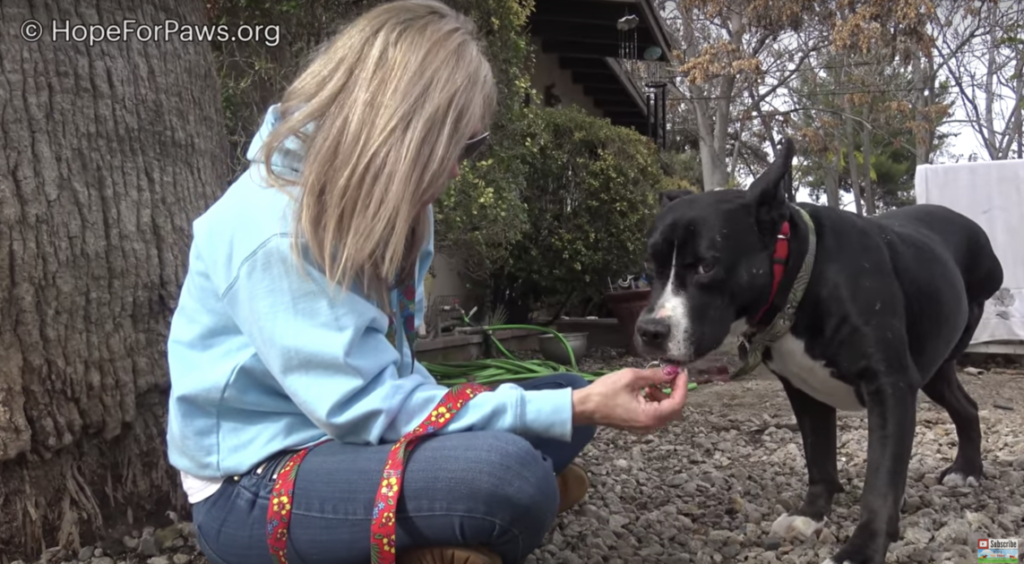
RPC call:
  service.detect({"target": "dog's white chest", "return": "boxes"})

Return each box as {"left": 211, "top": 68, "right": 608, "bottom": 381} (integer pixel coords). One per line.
{"left": 765, "top": 334, "right": 864, "bottom": 411}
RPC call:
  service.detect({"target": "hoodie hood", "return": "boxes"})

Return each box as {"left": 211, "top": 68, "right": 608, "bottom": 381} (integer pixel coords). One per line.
{"left": 245, "top": 104, "right": 310, "bottom": 177}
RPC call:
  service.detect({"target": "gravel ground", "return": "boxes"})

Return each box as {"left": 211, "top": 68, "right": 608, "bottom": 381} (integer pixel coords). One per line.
{"left": 18, "top": 350, "right": 1024, "bottom": 564}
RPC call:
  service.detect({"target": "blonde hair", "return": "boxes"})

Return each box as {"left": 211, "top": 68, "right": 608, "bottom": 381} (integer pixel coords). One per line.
{"left": 260, "top": 0, "right": 496, "bottom": 311}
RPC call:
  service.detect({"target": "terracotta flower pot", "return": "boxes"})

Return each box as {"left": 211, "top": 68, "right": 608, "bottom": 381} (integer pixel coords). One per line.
{"left": 604, "top": 288, "right": 651, "bottom": 357}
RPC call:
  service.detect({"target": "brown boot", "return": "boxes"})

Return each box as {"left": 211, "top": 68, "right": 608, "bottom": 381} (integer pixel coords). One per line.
{"left": 556, "top": 463, "right": 590, "bottom": 514}
{"left": 398, "top": 546, "right": 501, "bottom": 564}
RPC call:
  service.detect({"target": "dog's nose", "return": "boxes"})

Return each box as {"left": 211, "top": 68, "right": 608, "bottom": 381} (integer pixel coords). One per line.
{"left": 636, "top": 316, "right": 670, "bottom": 346}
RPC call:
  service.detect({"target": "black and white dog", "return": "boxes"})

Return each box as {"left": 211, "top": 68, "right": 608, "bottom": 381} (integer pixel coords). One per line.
{"left": 635, "top": 138, "right": 1004, "bottom": 564}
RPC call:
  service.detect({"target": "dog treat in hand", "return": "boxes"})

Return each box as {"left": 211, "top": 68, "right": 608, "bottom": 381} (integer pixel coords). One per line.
{"left": 661, "top": 363, "right": 681, "bottom": 377}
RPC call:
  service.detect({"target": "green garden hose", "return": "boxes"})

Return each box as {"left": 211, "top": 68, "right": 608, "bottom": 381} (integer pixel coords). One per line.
{"left": 420, "top": 319, "right": 698, "bottom": 394}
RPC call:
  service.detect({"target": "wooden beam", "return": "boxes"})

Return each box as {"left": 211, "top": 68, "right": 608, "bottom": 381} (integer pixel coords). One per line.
{"left": 529, "top": 20, "right": 658, "bottom": 47}
{"left": 529, "top": 0, "right": 674, "bottom": 62}
{"left": 583, "top": 85, "right": 633, "bottom": 100}
{"left": 540, "top": 39, "right": 655, "bottom": 60}
{"left": 570, "top": 70, "right": 623, "bottom": 87}
{"left": 557, "top": 56, "right": 614, "bottom": 73}
{"left": 531, "top": 1, "right": 647, "bottom": 26}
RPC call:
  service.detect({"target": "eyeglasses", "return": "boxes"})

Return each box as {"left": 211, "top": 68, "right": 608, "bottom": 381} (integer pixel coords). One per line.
{"left": 461, "top": 131, "right": 490, "bottom": 163}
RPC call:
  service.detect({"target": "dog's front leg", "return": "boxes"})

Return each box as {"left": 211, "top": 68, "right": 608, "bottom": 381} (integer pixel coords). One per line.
{"left": 825, "top": 364, "right": 918, "bottom": 564}
{"left": 770, "top": 376, "right": 844, "bottom": 542}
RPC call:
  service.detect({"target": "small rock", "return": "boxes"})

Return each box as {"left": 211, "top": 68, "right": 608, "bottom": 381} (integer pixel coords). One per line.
{"left": 78, "top": 546, "right": 95, "bottom": 561}
{"left": 609, "top": 514, "right": 630, "bottom": 529}
{"left": 764, "top": 538, "right": 782, "bottom": 551}
{"left": 818, "top": 528, "right": 837, "bottom": 545}
{"left": 123, "top": 536, "right": 139, "bottom": 550}
{"left": 639, "top": 545, "right": 665, "bottom": 558}
{"left": 730, "top": 495, "right": 745, "bottom": 514}
{"left": 903, "top": 527, "right": 932, "bottom": 544}
{"left": 39, "top": 547, "right": 63, "bottom": 563}
{"left": 666, "top": 474, "right": 688, "bottom": 487}
{"left": 155, "top": 525, "right": 183, "bottom": 547}
{"left": 138, "top": 534, "right": 161, "bottom": 557}
{"left": 146, "top": 557, "right": 172, "bottom": 564}
{"left": 92, "top": 558, "right": 115, "bottom": 564}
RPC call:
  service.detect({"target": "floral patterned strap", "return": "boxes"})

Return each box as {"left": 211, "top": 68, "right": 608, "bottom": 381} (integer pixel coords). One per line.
{"left": 264, "top": 384, "right": 491, "bottom": 564}
{"left": 266, "top": 438, "right": 332, "bottom": 564}
{"left": 369, "top": 383, "right": 490, "bottom": 564}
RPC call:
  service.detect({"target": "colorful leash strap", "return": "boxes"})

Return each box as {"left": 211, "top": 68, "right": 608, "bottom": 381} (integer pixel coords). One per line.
{"left": 266, "top": 281, "right": 492, "bottom": 564}
{"left": 368, "top": 382, "right": 489, "bottom": 563}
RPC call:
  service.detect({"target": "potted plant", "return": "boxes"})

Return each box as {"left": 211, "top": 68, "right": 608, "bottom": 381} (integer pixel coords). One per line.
{"left": 603, "top": 272, "right": 651, "bottom": 357}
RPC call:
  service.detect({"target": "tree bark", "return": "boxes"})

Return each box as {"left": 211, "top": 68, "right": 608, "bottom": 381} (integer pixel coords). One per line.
{"left": 860, "top": 108, "right": 876, "bottom": 215}
{"left": 842, "top": 102, "right": 863, "bottom": 216}
{"left": 0, "top": 0, "right": 227, "bottom": 558}
{"left": 825, "top": 147, "right": 841, "bottom": 209}
{"left": 910, "top": 53, "right": 933, "bottom": 165}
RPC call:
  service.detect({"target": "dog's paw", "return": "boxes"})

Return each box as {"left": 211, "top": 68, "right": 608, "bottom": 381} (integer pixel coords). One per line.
{"left": 770, "top": 513, "right": 824, "bottom": 540}
{"left": 940, "top": 471, "right": 980, "bottom": 487}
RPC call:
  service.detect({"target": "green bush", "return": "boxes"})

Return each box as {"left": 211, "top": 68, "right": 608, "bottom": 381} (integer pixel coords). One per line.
{"left": 659, "top": 150, "right": 703, "bottom": 192}
{"left": 432, "top": 106, "right": 532, "bottom": 284}
{"left": 430, "top": 0, "right": 535, "bottom": 285}
{"left": 507, "top": 106, "right": 665, "bottom": 320}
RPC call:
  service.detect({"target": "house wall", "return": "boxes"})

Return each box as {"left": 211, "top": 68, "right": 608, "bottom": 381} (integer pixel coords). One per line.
{"left": 424, "top": 252, "right": 467, "bottom": 311}
{"left": 527, "top": 38, "right": 601, "bottom": 114}
{"left": 424, "top": 40, "right": 607, "bottom": 320}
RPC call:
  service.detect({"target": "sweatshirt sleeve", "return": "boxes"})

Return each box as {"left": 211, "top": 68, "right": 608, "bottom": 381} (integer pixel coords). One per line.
{"left": 221, "top": 233, "right": 574, "bottom": 445}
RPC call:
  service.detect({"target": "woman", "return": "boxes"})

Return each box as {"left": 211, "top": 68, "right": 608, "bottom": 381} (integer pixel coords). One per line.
{"left": 165, "top": 1, "right": 689, "bottom": 563}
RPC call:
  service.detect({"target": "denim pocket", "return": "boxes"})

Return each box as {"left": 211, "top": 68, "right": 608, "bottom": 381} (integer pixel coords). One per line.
{"left": 238, "top": 450, "right": 292, "bottom": 498}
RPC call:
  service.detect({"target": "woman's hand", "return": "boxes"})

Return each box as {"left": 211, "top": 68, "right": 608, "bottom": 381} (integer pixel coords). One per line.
{"left": 570, "top": 366, "right": 689, "bottom": 433}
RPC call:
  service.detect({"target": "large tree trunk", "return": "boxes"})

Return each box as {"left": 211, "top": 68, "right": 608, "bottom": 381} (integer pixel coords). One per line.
{"left": 825, "top": 147, "right": 841, "bottom": 209}
{"left": 841, "top": 93, "right": 863, "bottom": 216}
{"left": 0, "top": 0, "right": 227, "bottom": 559}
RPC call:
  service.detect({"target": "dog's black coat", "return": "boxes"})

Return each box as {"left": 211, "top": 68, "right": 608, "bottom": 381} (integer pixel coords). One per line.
{"left": 636, "top": 139, "right": 1004, "bottom": 564}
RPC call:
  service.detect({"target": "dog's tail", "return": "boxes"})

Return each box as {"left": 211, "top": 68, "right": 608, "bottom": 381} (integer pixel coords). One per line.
{"left": 962, "top": 218, "right": 1004, "bottom": 305}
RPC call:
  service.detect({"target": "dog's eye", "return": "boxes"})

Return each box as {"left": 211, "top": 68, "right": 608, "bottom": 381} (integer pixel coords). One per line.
{"left": 697, "top": 261, "right": 715, "bottom": 275}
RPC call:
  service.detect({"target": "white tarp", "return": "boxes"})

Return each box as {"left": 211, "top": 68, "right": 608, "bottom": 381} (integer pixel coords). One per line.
{"left": 914, "top": 160, "right": 1024, "bottom": 345}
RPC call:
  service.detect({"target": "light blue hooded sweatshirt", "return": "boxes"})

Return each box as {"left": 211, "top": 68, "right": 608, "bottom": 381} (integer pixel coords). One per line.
{"left": 165, "top": 105, "right": 574, "bottom": 490}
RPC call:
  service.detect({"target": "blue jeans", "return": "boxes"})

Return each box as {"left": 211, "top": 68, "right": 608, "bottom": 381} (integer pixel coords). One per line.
{"left": 191, "top": 373, "right": 596, "bottom": 564}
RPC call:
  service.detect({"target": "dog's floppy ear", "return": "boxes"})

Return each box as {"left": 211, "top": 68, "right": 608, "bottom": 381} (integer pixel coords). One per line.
{"left": 658, "top": 189, "right": 693, "bottom": 209}
{"left": 748, "top": 137, "right": 795, "bottom": 235}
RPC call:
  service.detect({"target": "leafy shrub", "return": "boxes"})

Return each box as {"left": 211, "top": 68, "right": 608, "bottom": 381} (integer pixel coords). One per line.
{"left": 659, "top": 150, "right": 703, "bottom": 192}
{"left": 503, "top": 106, "right": 666, "bottom": 320}
{"left": 430, "top": 0, "right": 535, "bottom": 285}
{"left": 433, "top": 106, "right": 532, "bottom": 283}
